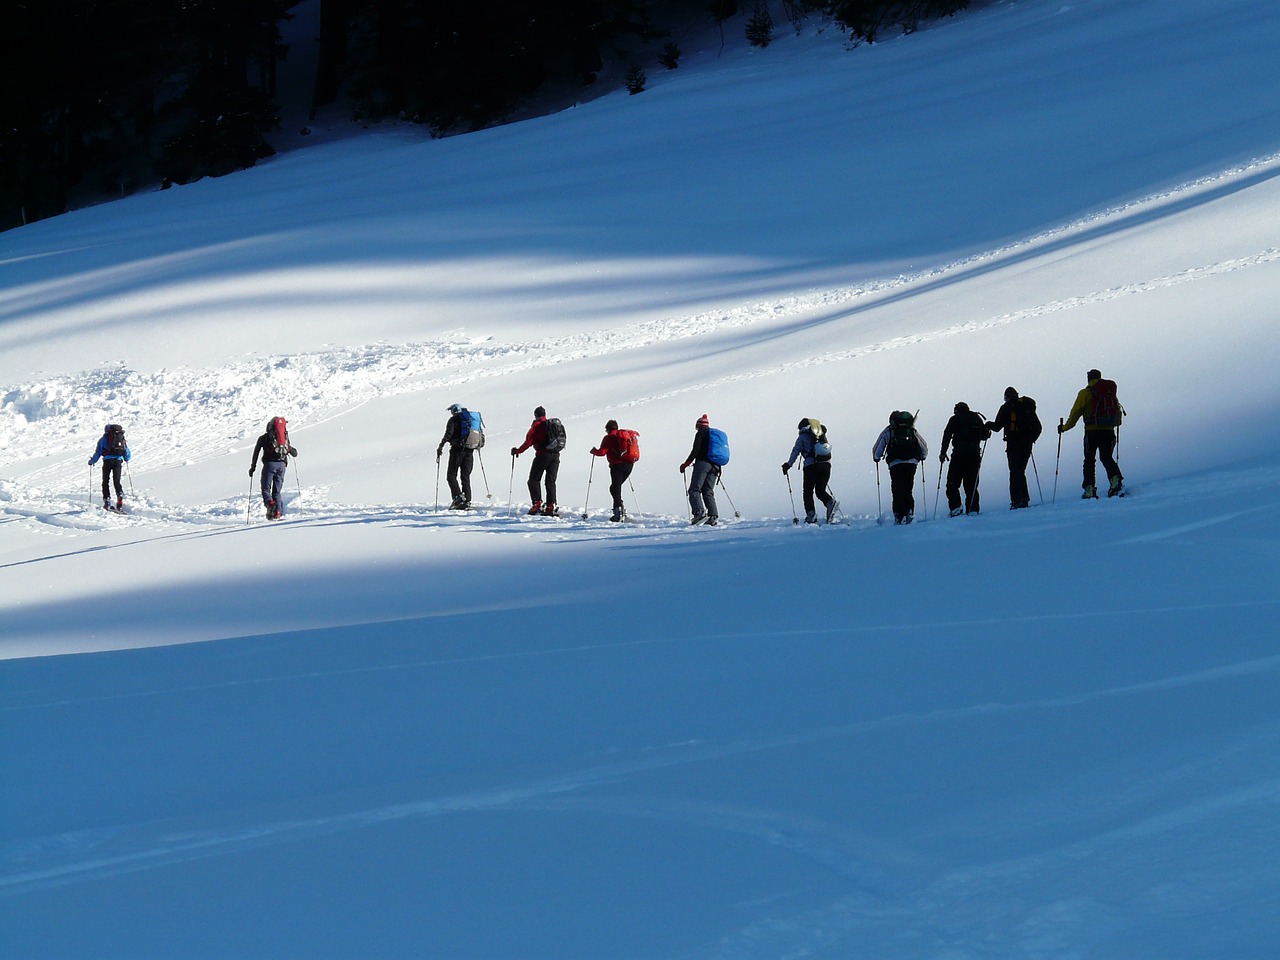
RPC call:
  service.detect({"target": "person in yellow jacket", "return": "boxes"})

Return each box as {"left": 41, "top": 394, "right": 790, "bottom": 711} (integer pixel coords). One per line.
{"left": 1058, "top": 368, "right": 1125, "bottom": 498}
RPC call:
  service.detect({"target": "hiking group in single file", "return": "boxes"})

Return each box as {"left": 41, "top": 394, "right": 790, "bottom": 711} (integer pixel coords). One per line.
{"left": 89, "top": 369, "right": 1126, "bottom": 525}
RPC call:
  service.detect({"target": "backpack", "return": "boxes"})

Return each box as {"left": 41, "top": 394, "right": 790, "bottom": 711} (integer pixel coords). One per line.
{"left": 1008, "top": 397, "right": 1042, "bottom": 442}
{"left": 543, "top": 417, "right": 567, "bottom": 452}
{"left": 1088, "top": 379, "right": 1122, "bottom": 428}
{"left": 957, "top": 411, "right": 990, "bottom": 445}
{"left": 458, "top": 409, "right": 485, "bottom": 449}
{"left": 615, "top": 428, "right": 641, "bottom": 463}
{"left": 806, "top": 419, "right": 832, "bottom": 462}
{"left": 270, "top": 417, "right": 290, "bottom": 457}
{"left": 104, "top": 424, "right": 127, "bottom": 456}
{"left": 886, "top": 411, "right": 921, "bottom": 461}
{"left": 706, "top": 427, "right": 730, "bottom": 466}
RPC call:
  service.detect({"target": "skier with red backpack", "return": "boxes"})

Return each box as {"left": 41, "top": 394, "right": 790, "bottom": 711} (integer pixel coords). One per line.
{"left": 1059, "top": 368, "right": 1125, "bottom": 498}
{"left": 88, "top": 423, "right": 131, "bottom": 511}
{"left": 249, "top": 417, "right": 298, "bottom": 520}
{"left": 589, "top": 420, "right": 640, "bottom": 521}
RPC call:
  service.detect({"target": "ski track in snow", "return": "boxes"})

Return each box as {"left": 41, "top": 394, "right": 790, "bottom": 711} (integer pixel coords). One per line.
{"left": 3, "top": 155, "right": 1279, "bottom": 533}
{"left": 3, "top": 650, "right": 1278, "bottom": 899}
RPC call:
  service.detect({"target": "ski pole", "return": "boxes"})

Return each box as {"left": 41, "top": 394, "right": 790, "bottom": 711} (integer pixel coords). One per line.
{"left": 291, "top": 458, "right": 302, "bottom": 507}
{"left": 1053, "top": 418, "right": 1063, "bottom": 503}
{"left": 88, "top": 464, "right": 93, "bottom": 506}
{"left": 918, "top": 457, "right": 928, "bottom": 522}
{"left": 246, "top": 472, "right": 254, "bottom": 525}
{"left": 582, "top": 455, "right": 596, "bottom": 520}
{"left": 875, "top": 460, "right": 884, "bottom": 526}
{"left": 508, "top": 454, "right": 516, "bottom": 516}
{"left": 477, "top": 449, "right": 493, "bottom": 499}
{"left": 932, "top": 455, "right": 943, "bottom": 520}
{"left": 628, "top": 477, "right": 641, "bottom": 519}
{"left": 784, "top": 467, "right": 798, "bottom": 524}
{"left": 1030, "top": 449, "right": 1044, "bottom": 505}
{"left": 434, "top": 453, "right": 441, "bottom": 511}
{"left": 717, "top": 473, "right": 741, "bottom": 519}
{"left": 125, "top": 461, "right": 135, "bottom": 498}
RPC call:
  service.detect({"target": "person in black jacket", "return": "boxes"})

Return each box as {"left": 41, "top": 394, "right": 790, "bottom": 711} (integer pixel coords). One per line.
{"left": 679, "top": 414, "right": 719, "bottom": 525}
{"left": 986, "top": 387, "right": 1041, "bottom": 509}
{"left": 939, "top": 402, "right": 990, "bottom": 516}
{"left": 436, "top": 403, "right": 475, "bottom": 509}
{"left": 249, "top": 418, "right": 298, "bottom": 520}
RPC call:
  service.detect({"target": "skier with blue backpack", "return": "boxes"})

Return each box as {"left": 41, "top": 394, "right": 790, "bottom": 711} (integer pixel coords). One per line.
{"left": 437, "top": 403, "right": 484, "bottom": 509}
{"left": 783, "top": 418, "right": 838, "bottom": 524}
{"left": 679, "top": 413, "right": 727, "bottom": 525}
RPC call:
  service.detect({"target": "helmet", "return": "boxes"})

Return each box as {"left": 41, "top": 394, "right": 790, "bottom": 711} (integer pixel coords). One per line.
{"left": 447, "top": 403, "right": 462, "bottom": 414}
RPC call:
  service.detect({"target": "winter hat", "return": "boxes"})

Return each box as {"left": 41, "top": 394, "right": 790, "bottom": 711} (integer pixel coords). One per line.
{"left": 696, "top": 414, "right": 710, "bottom": 428}
{"left": 1087, "top": 368, "right": 1101, "bottom": 381}
{"left": 605, "top": 419, "right": 618, "bottom": 431}
{"left": 797, "top": 418, "right": 810, "bottom": 431}
{"left": 1004, "top": 387, "right": 1018, "bottom": 401}
{"left": 954, "top": 401, "right": 969, "bottom": 414}
{"left": 534, "top": 405, "right": 546, "bottom": 418}
{"left": 447, "top": 403, "right": 462, "bottom": 414}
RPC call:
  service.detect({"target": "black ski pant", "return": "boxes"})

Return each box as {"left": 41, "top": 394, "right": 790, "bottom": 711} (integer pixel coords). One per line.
{"left": 945, "top": 449, "right": 981, "bottom": 514}
{"left": 687, "top": 460, "right": 719, "bottom": 519}
{"left": 447, "top": 446, "right": 474, "bottom": 502}
{"left": 1005, "top": 442, "right": 1032, "bottom": 507}
{"left": 100, "top": 460, "right": 123, "bottom": 501}
{"left": 802, "top": 462, "right": 835, "bottom": 518}
{"left": 1082, "top": 430, "right": 1122, "bottom": 489}
{"left": 528, "top": 451, "right": 559, "bottom": 505}
{"left": 260, "top": 460, "right": 286, "bottom": 507}
{"left": 609, "top": 462, "right": 634, "bottom": 512}
{"left": 888, "top": 462, "right": 917, "bottom": 523}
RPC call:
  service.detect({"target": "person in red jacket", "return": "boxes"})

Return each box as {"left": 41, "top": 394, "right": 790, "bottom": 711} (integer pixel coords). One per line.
{"left": 511, "top": 406, "right": 559, "bottom": 516}
{"left": 589, "top": 419, "right": 634, "bottom": 521}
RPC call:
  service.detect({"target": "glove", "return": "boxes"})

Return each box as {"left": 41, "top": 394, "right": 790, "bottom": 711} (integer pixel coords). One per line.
{"left": 679, "top": 462, "right": 688, "bottom": 473}
{"left": 88, "top": 459, "right": 94, "bottom": 466}
{"left": 939, "top": 452, "right": 947, "bottom": 463}
{"left": 510, "top": 446, "right": 520, "bottom": 457}
{"left": 249, "top": 467, "right": 255, "bottom": 477}
{"left": 781, "top": 463, "right": 790, "bottom": 474}
{"left": 985, "top": 422, "right": 996, "bottom": 432}
{"left": 590, "top": 447, "right": 600, "bottom": 456}
{"left": 1057, "top": 424, "right": 1065, "bottom": 434}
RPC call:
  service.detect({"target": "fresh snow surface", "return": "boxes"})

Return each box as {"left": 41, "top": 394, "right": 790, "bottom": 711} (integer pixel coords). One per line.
{"left": 3, "top": 0, "right": 1280, "bottom": 956}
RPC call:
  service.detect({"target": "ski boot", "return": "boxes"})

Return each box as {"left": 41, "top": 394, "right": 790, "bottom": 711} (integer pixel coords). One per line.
{"left": 1082, "top": 485, "right": 1098, "bottom": 499}
{"left": 949, "top": 506, "right": 964, "bottom": 517}
{"left": 705, "top": 516, "right": 719, "bottom": 526}
{"left": 805, "top": 512, "right": 818, "bottom": 524}
{"left": 690, "top": 513, "right": 707, "bottom": 525}
{"left": 826, "top": 499, "right": 840, "bottom": 523}
{"left": 265, "top": 499, "right": 276, "bottom": 519}
{"left": 1108, "top": 476, "right": 1125, "bottom": 498}
{"left": 610, "top": 507, "right": 624, "bottom": 522}
{"left": 527, "top": 500, "right": 542, "bottom": 515}
{"left": 541, "top": 502, "right": 558, "bottom": 517}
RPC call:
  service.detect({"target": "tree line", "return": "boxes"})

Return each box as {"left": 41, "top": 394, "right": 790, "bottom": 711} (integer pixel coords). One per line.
{"left": 1, "top": 0, "right": 968, "bottom": 231}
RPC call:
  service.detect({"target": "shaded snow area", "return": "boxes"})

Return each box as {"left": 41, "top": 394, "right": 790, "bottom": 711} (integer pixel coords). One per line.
{"left": 3, "top": 0, "right": 1280, "bottom": 957}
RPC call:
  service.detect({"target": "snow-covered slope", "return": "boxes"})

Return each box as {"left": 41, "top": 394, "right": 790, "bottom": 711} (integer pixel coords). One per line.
{"left": 3, "top": 1, "right": 1279, "bottom": 957}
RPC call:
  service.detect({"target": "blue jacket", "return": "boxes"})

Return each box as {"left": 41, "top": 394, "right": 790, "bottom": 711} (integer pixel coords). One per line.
{"left": 89, "top": 434, "right": 131, "bottom": 464}
{"left": 785, "top": 428, "right": 830, "bottom": 470}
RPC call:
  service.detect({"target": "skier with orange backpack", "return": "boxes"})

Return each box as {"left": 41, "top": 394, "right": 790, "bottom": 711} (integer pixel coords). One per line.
{"left": 1058, "top": 368, "right": 1125, "bottom": 498}
{"left": 249, "top": 417, "right": 298, "bottom": 519}
{"left": 589, "top": 419, "right": 640, "bottom": 521}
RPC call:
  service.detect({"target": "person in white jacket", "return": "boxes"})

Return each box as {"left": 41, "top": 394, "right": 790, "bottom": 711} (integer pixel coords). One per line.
{"left": 872, "top": 411, "right": 928, "bottom": 524}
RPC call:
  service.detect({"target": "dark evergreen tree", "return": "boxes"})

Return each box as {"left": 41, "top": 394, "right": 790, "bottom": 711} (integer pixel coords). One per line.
{"left": 745, "top": 3, "right": 774, "bottom": 47}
